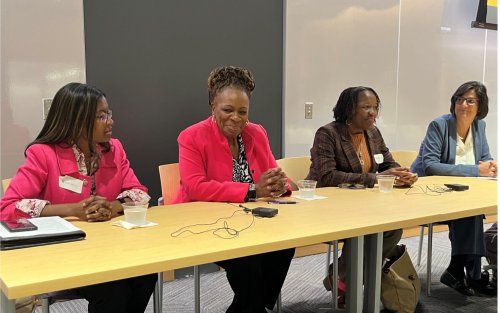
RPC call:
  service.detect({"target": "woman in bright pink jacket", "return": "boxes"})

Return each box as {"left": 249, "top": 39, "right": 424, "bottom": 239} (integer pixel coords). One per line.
{"left": 175, "top": 66, "right": 294, "bottom": 313}
{"left": 0, "top": 83, "right": 156, "bottom": 313}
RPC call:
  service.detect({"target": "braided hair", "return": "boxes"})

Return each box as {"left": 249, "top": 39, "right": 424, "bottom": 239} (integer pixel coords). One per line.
{"left": 207, "top": 66, "right": 255, "bottom": 106}
{"left": 333, "top": 86, "right": 381, "bottom": 123}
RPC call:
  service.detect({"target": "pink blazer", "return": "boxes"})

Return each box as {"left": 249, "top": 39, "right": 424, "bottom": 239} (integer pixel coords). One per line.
{"left": 173, "top": 117, "right": 291, "bottom": 204}
{"left": 0, "top": 139, "right": 147, "bottom": 220}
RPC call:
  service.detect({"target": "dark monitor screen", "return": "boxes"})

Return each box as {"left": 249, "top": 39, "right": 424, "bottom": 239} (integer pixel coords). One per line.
{"left": 472, "top": 0, "right": 497, "bottom": 30}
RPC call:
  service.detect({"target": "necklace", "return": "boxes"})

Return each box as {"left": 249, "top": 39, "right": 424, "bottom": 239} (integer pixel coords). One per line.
{"left": 358, "top": 146, "right": 365, "bottom": 166}
{"left": 351, "top": 133, "right": 365, "bottom": 167}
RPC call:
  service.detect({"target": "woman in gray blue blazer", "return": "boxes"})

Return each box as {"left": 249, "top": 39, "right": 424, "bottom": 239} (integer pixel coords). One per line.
{"left": 411, "top": 81, "right": 497, "bottom": 296}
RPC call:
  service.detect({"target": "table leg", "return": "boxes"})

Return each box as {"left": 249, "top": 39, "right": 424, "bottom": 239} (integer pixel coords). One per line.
{"left": 0, "top": 289, "right": 16, "bottom": 313}
{"left": 345, "top": 236, "right": 363, "bottom": 313}
{"left": 363, "top": 232, "right": 383, "bottom": 313}
{"left": 194, "top": 265, "right": 200, "bottom": 313}
{"left": 426, "top": 224, "right": 433, "bottom": 296}
{"left": 154, "top": 272, "right": 163, "bottom": 313}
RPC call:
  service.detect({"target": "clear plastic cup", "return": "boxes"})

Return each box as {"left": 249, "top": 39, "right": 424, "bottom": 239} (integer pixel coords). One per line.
{"left": 377, "top": 175, "right": 396, "bottom": 193}
{"left": 297, "top": 180, "right": 317, "bottom": 199}
{"left": 122, "top": 202, "right": 149, "bottom": 225}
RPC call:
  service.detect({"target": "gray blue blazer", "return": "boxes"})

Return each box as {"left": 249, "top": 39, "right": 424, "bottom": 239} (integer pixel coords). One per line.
{"left": 411, "top": 114, "right": 493, "bottom": 177}
{"left": 411, "top": 113, "right": 493, "bottom": 258}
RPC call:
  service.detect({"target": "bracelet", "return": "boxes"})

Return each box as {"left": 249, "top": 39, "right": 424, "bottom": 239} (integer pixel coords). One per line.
{"left": 117, "top": 197, "right": 127, "bottom": 204}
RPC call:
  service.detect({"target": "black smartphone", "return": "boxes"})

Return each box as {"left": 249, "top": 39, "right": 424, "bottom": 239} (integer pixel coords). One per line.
{"left": 1, "top": 219, "right": 38, "bottom": 232}
{"left": 444, "top": 183, "right": 469, "bottom": 191}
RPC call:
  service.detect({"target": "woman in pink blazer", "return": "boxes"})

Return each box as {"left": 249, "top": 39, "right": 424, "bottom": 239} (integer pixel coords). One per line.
{"left": 0, "top": 83, "right": 156, "bottom": 313}
{"left": 175, "top": 66, "right": 294, "bottom": 313}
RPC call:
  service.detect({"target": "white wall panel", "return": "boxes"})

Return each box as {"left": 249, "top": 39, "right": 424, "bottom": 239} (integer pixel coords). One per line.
{"left": 284, "top": 0, "right": 400, "bottom": 157}
{"left": 0, "top": 0, "right": 86, "bottom": 182}
{"left": 284, "top": 0, "right": 497, "bottom": 160}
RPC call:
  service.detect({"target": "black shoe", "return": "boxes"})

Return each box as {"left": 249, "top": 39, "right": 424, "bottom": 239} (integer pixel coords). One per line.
{"left": 467, "top": 277, "right": 497, "bottom": 297}
{"left": 440, "top": 270, "right": 475, "bottom": 296}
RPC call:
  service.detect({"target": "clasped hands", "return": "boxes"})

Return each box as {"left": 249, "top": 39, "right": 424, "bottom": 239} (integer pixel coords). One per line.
{"left": 78, "top": 195, "right": 114, "bottom": 222}
{"left": 380, "top": 167, "right": 418, "bottom": 187}
{"left": 255, "top": 168, "right": 289, "bottom": 198}
{"left": 479, "top": 160, "right": 498, "bottom": 178}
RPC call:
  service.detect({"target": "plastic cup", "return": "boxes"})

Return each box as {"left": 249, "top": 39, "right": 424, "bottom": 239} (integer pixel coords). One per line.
{"left": 122, "top": 202, "right": 149, "bottom": 225}
{"left": 297, "top": 180, "right": 317, "bottom": 199}
{"left": 377, "top": 175, "right": 396, "bottom": 193}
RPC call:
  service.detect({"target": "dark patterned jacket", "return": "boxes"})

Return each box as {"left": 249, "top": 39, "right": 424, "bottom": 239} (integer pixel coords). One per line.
{"left": 306, "top": 121, "right": 399, "bottom": 188}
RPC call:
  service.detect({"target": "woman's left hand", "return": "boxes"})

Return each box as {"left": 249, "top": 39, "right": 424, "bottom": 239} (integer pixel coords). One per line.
{"left": 84, "top": 196, "right": 113, "bottom": 222}
{"left": 269, "top": 168, "right": 289, "bottom": 197}
{"left": 391, "top": 167, "right": 418, "bottom": 186}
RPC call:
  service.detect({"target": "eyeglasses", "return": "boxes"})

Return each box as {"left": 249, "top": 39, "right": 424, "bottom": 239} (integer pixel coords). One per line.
{"left": 338, "top": 183, "right": 366, "bottom": 190}
{"left": 454, "top": 97, "right": 478, "bottom": 106}
{"left": 96, "top": 110, "right": 112, "bottom": 122}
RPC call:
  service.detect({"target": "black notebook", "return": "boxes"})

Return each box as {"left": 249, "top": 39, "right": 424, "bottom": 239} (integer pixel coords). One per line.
{"left": 0, "top": 216, "right": 86, "bottom": 250}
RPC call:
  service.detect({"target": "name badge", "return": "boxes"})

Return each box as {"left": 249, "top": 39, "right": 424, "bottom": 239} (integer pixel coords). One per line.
{"left": 59, "top": 175, "right": 84, "bottom": 194}
{"left": 374, "top": 154, "right": 384, "bottom": 164}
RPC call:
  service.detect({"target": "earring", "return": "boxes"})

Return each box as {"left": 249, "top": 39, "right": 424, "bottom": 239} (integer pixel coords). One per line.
{"left": 211, "top": 113, "right": 215, "bottom": 122}
{"left": 245, "top": 121, "right": 249, "bottom": 126}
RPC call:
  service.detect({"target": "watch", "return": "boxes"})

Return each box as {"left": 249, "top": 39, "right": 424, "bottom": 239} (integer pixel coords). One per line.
{"left": 117, "top": 197, "right": 127, "bottom": 204}
{"left": 244, "top": 183, "right": 257, "bottom": 202}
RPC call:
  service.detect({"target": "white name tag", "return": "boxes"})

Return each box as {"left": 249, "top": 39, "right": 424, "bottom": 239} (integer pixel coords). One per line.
{"left": 59, "top": 175, "right": 84, "bottom": 194}
{"left": 374, "top": 154, "right": 384, "bottom": 164}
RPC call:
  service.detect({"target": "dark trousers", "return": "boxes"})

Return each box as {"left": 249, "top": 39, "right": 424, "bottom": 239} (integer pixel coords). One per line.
{"left": 216, "top": 248, "right": 295, "bottom": 313}
{"left": 76, "top": 274, "right": 157, "bottom": 313}
{"left": 448, "top": 215, "right": 485, "bottom": 279}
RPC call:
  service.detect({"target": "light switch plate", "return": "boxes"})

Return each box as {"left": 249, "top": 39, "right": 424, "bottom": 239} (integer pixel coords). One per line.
{"left": 305, "top": 102, "right": 313, "bottom": 119}
{"left": 42, "top": 98, "right": 52, "bottom": 120}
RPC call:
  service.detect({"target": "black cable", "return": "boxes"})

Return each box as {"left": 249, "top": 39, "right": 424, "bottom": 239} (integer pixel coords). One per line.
{"left": 405, "top": 184, "right": 452, "bottom": 196}
{"left": 170, "top": 204, "right": 255, "bottom": 239}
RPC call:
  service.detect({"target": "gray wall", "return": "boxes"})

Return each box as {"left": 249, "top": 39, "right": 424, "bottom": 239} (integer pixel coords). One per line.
{"left": 83, "top": 0, "right": 284, "bottom": 201}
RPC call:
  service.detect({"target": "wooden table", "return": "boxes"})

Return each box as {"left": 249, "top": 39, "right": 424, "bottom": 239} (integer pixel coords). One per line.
{"left": 0, "top": 176, "right": 496, "bottom": 313}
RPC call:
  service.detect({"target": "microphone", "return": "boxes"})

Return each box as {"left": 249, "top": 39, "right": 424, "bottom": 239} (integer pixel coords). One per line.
{"left": 239, "top": 204, "right": 252, "bottom": 213}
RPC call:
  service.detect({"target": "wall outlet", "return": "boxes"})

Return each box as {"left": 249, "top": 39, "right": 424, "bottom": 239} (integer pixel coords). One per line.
{"left": 42, "top": 98, "right": 52, "bottom": 120}
{"left": 305, "top": 102, "right": 313, "bottom": 119}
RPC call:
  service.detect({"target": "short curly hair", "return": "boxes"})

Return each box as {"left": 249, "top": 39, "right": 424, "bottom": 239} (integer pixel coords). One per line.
{"left": 450, "top": 81, "right": 489, "bottom": 120}
{"left": 207, "top": 66, "right": 255, "bottom": 106}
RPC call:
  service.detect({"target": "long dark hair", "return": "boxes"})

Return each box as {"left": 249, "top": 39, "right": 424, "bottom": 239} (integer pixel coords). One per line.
{"left": 450, "top": 81, "right": 489, "bottom": 120}
{"left": 26, "top": 83, "right": 109, "bottom": 170}
{"left": 333, "top": 86, "right": 381, "bottom": 123}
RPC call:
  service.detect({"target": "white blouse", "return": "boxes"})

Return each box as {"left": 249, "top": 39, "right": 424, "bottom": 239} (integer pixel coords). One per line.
{"left": 455, "top": 129, "right": 475, "bottom": 166}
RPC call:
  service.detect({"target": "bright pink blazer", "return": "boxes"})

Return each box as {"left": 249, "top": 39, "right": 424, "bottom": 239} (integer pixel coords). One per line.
{"left": 173, "top": 117, "right": 291, "bottom": 204}
{"left": 0, "top": 139, "right": 147, "bottom": 220}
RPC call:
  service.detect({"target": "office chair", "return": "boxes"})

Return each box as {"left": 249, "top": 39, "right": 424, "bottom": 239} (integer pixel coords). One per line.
{"left": 390, "top": 150, "right": 418, "bottom": 169}
{"left": 2, "top": 178, "right": 163, "bottom": 313}
{"left": 159, "top": 163, "right": 205, "bottom": 313}
{"left": 160, "top": 163, "right": 286, "bottom": 313}
{"left": 276, "top": 157, "right": 342, "bottom": 311}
